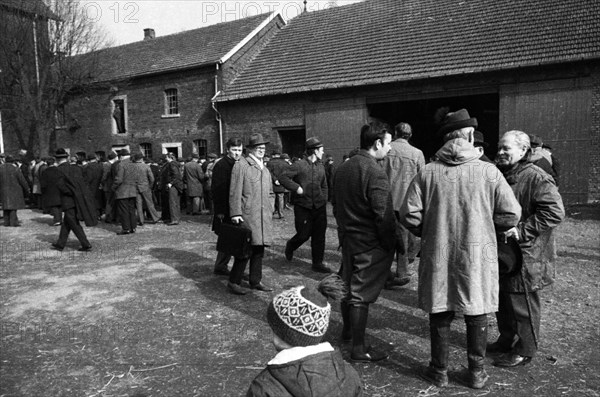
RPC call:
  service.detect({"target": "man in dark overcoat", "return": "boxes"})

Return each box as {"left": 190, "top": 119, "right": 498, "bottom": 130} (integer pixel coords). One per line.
{"left": 211, "top": 138, "right": 244, "bottom": 276}
{"left": 279, "top": 137, "right": 332, "bottom": 273}
{"left": 84, "top": 154, "right": 104, "bottom": 219}
{"left": 0, "top": 155, "right": 30, "bottom": 226}
{"left": 51, "top": 148, "right": 96, "bottom": 251}
{"left": 101, "top": 151, "right": 118, "bottom": 223}
{"left": 40, "top": 157, "right": 63, "bottom": 225}
{"left": 183, "top": 154, "right": 204, "bottom": 215}
{"left": 332, "top": 123, "right": 396, "bottom": 363}
{"left": 159, "top": 153, "right": 184, "bottom": 225}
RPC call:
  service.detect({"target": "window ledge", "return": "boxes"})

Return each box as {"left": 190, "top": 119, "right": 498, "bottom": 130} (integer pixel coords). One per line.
{"left": 161, "top": 114, "right": 180, "bottom": 119}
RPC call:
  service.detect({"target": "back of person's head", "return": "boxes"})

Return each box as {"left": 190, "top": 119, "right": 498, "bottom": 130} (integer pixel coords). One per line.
{"left": 394, "top": 122, "right": 412, "bottom": 140}
{"left": 360, "top": 122, "right": 391, "bottom": 150}
{"left": 267, "top": 275, "right": 346, "bottom": 347}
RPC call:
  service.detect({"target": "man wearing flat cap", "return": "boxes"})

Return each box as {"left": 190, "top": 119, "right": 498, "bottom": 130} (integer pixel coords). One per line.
{"left": 400, "top": 108, "right": 521, "bottom": 389}
{"left": 279, "top": 137, "right": 332, "bottom": 274}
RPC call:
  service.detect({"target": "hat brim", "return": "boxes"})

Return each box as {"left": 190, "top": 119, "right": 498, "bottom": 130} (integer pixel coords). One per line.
{"left": 247, "top": 140, "right": 270, "bottom": 147}
{"left": 437, "top": 118, "right": 478, "bottom": 137}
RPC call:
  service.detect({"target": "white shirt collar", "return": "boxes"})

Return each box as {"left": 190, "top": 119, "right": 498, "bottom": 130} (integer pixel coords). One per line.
{"left": 267, "top": 342, "right": 333, "bottom": 366}
{"left": 248, "top": 153, "right": 263, "bottom": 169}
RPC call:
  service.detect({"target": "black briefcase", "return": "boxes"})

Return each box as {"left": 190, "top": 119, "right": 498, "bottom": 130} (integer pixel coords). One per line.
{"left": 216, "top": 223, "right": 252, "bottom": 258}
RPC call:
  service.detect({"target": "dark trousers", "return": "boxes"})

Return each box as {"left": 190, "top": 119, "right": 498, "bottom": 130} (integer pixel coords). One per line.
{"left": 229, "top": 245, "right": 264, "bottom": 286}
{"left": 273, "top": 192, "right": 285, "bottom": 215}
{"left": 161, "top": 187, "right": 181, "bottom": 223}
{"left": 287, "top": 205, "right": 327, "bottom": 265}
{"left": 56, "top": 207, "right": 90, "bottom": 248}
{"left": 214, "top": 251, "right": 231, "bottom": 272}
{"left": 429, "top": 311, "right": 488, "bottom": 370}
{"left": 496, "top": 290, "right": 541, "bottom": 357}
{"left": 186, "top": 196, "right": 201, "bottom": 214}
{"left": 104, "top": 191, "right": 115, "bottom": 222}
{"left": 136, "top": 190, "right": 160, "bottom": 224}
{"left": 203, "top": 188, "right": 212, "bottom": 214}
{"left": 117, "top": 197, "right": 137, "bottom": 231}
{"left": 49, "top": 206, "right": 62, "bottom": 223}
{"left": 3, "top": 210, "right": 19, "bottom": 226}
{"left": 341, "top": 242, "right": 394, "bottom": 304}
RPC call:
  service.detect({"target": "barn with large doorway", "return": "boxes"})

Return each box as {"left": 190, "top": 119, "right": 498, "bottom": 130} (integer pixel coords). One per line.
{"left": 215, "top": 0, "right": 600, "bottom": 203}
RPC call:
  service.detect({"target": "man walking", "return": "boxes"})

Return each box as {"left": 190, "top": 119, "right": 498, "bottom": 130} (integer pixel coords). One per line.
{"left": 211, "top": 138, "right": 243, "bottom": 277}
{"left": 332, "top": 123, "right": 396, "bottom": 362}
{"left": 400, "top": 109, "right": 521, "bottom": 389}
{"left": 383, "top": 122, "right": 425, "bottom": 288}
{"left": 279, "top": 137, "right": 332, "bottom": 273}
{"left": 51, "top": 148, "right": 96, "bottom": 251}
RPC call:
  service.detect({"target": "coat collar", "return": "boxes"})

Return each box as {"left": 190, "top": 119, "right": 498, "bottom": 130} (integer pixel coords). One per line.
{"left": 267, "top": 342, "right": 333, "bottom": 366}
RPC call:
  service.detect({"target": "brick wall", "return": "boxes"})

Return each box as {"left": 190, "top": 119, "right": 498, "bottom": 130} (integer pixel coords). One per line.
{"left": 61, "top": 68, "right": 220, "bottom": 159}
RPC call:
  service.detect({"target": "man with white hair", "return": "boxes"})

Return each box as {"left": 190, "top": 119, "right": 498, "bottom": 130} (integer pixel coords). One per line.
{"left": 400, "top": 109, "right": 521, "bottom": 389}
{"left": 492, "top": 130, "right": 564, "bottom": 367}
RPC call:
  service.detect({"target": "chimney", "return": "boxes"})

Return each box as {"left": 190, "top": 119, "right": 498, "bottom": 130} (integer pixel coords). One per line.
{"left": 143, "top": 28, "right": 155, "bottom": 40}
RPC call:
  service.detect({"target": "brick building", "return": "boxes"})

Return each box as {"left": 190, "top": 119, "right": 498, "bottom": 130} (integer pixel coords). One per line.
{"left": 215, "top": 0, "right": 600, "bottom": 204}
{"left": 61, "top": 11, "right": 285, "bottom": 160}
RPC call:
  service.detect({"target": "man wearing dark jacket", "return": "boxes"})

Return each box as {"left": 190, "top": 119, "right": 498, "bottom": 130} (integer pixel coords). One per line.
{"left": 279, "top": 137, "right": 332, "bottom": 273}
{"left": 211, "top": 138, "right": 244, "bottom": 277}
{"left": 51, "top": 148, "right": 95, "bottom": 251}
{"left": 40, "top": 158, "right": 63, "bottom": 225}
{"left": 332, "top": 123, "right": 396, "bottom": 363}
{"left": 0, "top": 155, "right": 30, "bottom": 226}
{"left": 266, "top": 153, "right": 288, "bottom": 219}
{"left": 112, "top": 149, "right": 138, "bottom": 235}
{"left": 160, "top": 153, "right": 184, "bottom": 225}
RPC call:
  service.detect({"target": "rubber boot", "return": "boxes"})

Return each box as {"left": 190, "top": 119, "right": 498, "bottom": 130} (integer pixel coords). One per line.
{"left": 350, "top": 304, "right": 388, "bottom": 362}
{"left": 340, "top": 300, "right": 351, "bottom": 342}
{"left": 465, "top": 317, "right": 489, "bottom": 389}
{"left": 421, "top": 315, "right": 450, "bottom": 387}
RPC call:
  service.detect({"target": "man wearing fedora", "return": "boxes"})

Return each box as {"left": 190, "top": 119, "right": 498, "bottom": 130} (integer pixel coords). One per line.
{"left": 492, "top": 130, "right": 564, "bottom": 368}
{"left": 474, "top": 130, "right": 493, "bottom": 163}
{"left": 400, "top": 108, "right": 521, "bottom": 389}
{"left": 112, "top": 149, "right": 138, "bottom": 235}
{"left": 279, "top": 137, "right": 332, "bottom": 274}
{"left": 160, "top": 152, "right": 184, "bottom": 226}
{"left": 228, "top": 133, "right": 274, "bottom": 294}
{"left": 51, "top": 148, "right": 96, "bottom": 251}
{"left": 383, "top": 122, "right": 425, "bottom": 288}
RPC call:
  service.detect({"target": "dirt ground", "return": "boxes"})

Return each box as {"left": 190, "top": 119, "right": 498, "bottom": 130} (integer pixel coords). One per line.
{"left": 0, "top": 205, "right": 599, "bottom": 397}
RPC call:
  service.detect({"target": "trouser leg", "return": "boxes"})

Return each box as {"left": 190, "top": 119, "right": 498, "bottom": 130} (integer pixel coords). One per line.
{"left": 229, "top": 256, "right": 250, "bottom": 285}
{"left": 161, "top": 190, "right": 170, "bottom": 221}
{"left": 3, "top": 210, "right": 10, "bottom": 226}
{"left": 311, "top": 205, "right": 327, "bottom": 265}
{"left": 51, "top": 206, "right": 62, "bottom": 223}
{"left": 117, "top": 199, "right": 131, "bottom": 231}
{"left": 68, "top": 208, "right": 91, "bottom": 248}
{"left": 287, "top": 205, "right": 312, "bottom": 252}
{"left": 496, "top": 290, "right": 518, "bottom": 349}
{"left": 169, "top": 188, "right": 180, "bottom": 223}
{"left": 429, "top": 311, "right": 454, "bottom": 370}
{"left": 248, "top": 245, "right": 264, "bottom": 287}
{"left": 56, "top": 211, "right": 72, "bottom": 247}
{"left": 510, "top": 291, "right": 540, "bottom": 357}
{"left": 214, "top": 251, "right": 232, "bottom": 272}
{"left": 142, "top": 191, "right": 160, "bottom": 222}
{"left": 136, "top": 194, "right": 145, "bottom": 224}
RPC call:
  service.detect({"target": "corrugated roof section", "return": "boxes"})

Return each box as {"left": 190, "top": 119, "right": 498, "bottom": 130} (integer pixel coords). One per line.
{"left": 85, "top": 12, "right": 274, "bottom": 82}
{"left": 217, "top": 0, "right": 600, "bottom": 101}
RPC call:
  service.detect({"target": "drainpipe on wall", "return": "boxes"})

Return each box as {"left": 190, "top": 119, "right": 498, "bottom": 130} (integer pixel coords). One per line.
{"left": 212, "top": 63, "right": 224, "bottom": 154}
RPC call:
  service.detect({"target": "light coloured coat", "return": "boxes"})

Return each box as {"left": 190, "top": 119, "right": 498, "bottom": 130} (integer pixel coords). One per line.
{"left": 400, "top": 139, "right": 522, "bottom": 315}
{"left": 383, "top": 138, "right": 425, "bottom": 211}
{"left": 229, "top": 155, "right": 274, "bottom": 246}
{"left": 112, "top": 158, "right": 138, "bottom": 199}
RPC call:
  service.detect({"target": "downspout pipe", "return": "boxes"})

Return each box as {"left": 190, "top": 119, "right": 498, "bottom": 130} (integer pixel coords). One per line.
{"left": 212, "top": 64, "right": 223, "bottom": 154}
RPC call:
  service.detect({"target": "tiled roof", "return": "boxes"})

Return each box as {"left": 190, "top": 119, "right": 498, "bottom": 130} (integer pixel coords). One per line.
{"left": 0, "top": 0, "right": 58, "bottom": 20}
{"left": 217, "top": 0, "right": 600, "bottom": 101}
{"left": 86, "top": 13, "right": 275, "bottom": 82}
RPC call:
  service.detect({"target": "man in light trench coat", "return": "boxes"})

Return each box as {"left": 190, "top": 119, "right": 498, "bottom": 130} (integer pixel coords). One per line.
{"left": 400, "top": 109, "right": 522, "bottom": 389}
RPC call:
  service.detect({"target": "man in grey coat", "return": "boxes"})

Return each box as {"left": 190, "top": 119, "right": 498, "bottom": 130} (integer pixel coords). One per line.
{"left": 383, "top": 122, "right": 425, "bottom": 288}
{"left": 400, "top": 109, "right": 521, "bottom": 389}
{"left": 184, "top": 154, "right": 204, "bottom": 215}
{"left": 112, "top": 149, "right": 138, "bottom": 235}
{"left": 132, "top": 153, "right": 160, "bottom": 225}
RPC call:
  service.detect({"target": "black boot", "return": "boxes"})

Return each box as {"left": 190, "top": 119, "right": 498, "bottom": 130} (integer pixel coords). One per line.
{"left": 463, "top": 317, "right": 489, "bottom": 389}
{"left": 422, "top": 313, "right": 450, "bottom": 387}
{"left": 340, "top": 301, "right": 351, "bottom": 343}
{"left": 349, "top": 304, "right": 388, "bottom": 362}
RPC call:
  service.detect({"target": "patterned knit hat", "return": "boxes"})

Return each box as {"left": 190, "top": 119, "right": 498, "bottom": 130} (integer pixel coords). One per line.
{"left": 267, "top": 275, "right": 346, "bottom": 347}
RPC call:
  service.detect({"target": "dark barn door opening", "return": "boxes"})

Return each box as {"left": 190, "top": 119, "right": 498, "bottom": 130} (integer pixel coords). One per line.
{"left": 368, "top": 94, "right": 499, "bottom": 161}
{"left": 279, "top": 128, "right": 306, "bottom": 159}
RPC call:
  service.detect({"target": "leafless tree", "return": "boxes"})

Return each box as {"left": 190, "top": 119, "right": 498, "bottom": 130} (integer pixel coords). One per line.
{"left": 0, "top": 0, "right": 113, "bottom": 157}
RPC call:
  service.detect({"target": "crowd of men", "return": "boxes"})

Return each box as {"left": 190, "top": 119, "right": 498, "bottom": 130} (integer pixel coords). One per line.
{"left": 0, "top": 106, "right": 565, "bottom": 393}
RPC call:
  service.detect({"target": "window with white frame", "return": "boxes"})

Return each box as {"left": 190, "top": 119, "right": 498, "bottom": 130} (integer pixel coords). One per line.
{"left": 193, "top": 139, "right": 207, "bottom": 158}
{"left": 140, "top": 143, "right": 152, "bottom": 159}
{"left": 164, "top": 88, "right": 179, "bottom": 116}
